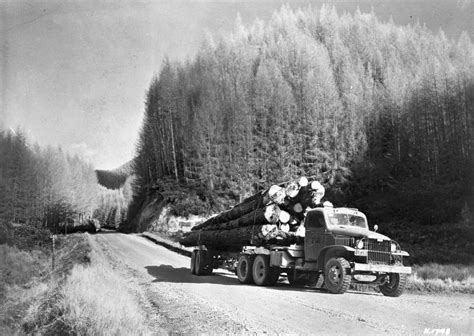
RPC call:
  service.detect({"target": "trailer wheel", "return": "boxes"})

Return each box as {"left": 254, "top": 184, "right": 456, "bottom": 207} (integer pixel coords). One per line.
{"left": 324, "top": 257, "right": 351, "bottom": 294}
{"left": 195, "top": 250, "right": 213, "bottom": 276}
{"left": 252, "top": 255, "right": 273, "bottom": 286}
{"left": 190, "top": 250, "right": 197, "bottom": 275}
{"left": 237, "top": 255, "right": 254, "bottom": 284}
{"left": 379, "top": 273, "right": 406, "bottom": 297}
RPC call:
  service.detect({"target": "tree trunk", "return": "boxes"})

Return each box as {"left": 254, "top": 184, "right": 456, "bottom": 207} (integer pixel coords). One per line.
{"left": 180, "top": 225, "right": 296, "bottom": 247}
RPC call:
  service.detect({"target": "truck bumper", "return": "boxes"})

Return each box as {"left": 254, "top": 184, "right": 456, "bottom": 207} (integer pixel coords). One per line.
{"left": 353, "top": 263, "right": 412, "bottom": 274}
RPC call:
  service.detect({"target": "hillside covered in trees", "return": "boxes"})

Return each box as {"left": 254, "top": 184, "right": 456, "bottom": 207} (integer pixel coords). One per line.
{"left": 0, "top": 127, "right": 136, "bottom": 244}
{"left": 130, "top": 6, "right": 473, "bottom": 262}
{"left": 0, "top": 129, "right": 100, "bottom": 242}
{"left": 0, "top": 128, "right": 136, "bottom": 246}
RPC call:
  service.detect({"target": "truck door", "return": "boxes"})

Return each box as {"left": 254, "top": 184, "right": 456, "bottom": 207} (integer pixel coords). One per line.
{"left": 304, "top": 211, "right": 326, "bottom": 261}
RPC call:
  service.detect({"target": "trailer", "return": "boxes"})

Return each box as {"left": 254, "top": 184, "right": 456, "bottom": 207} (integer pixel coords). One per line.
{"left": 188, "top": 205, "right": 412, "bottom": 296}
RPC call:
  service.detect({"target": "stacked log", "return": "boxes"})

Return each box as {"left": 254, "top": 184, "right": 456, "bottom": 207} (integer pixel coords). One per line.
{"left": 179, "top": 225, "right": 296, "bottom": 247}
{"left": 179, "top": 177, "right": 325, "bottom": 248}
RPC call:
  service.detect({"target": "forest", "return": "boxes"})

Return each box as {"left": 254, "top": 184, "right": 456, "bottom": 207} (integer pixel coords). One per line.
{"left": 0, "top": 128, "right": 131, "bottom": 247}
{"left": 0, "top": 129, "right": 98, "bottom": 228}
{"left": 131, "top": 6, "right": 473, "bottom": 261}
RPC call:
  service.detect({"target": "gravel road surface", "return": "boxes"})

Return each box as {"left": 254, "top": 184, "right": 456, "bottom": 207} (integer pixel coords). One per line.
{"left": 90, "top": 233, "right": 472, "bottom": 335}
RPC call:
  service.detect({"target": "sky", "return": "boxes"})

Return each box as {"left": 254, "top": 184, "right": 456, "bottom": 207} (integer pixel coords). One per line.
{"left": 1, "top": 0, "right": 472, "bottom": 170}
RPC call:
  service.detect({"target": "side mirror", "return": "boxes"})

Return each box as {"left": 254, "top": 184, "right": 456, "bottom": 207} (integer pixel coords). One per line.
{"left": 373, "top": 225, "right": 379, "bottom": 232}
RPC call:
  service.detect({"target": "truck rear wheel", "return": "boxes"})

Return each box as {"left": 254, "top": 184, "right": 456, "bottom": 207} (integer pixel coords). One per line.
{"left": 195, "top": 250, "right": 213, "bottom": 276}
{"left": 252, "top": 255, "right": 274, "bottom": 286}
{"left": 379, "top": 273, "right": 406, "bottom": 297}
{"left": 237, "top": 255, "right": 254, "bottom": 284}
{"left": 324, "top": 257, "right": 351, "bottom": 294}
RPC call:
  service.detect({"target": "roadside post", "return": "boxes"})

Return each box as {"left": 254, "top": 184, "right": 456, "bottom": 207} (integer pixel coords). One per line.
{"left": 50, "top": 233, "right": 56, "bottom": 270}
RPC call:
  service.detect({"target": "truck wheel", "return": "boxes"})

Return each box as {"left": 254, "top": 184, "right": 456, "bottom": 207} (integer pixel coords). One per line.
{"left": 237, "top": 255, "right": 254, "bottom": 284}
{"left": 324, "top": 257, "right": 351, "bottom": 294}
{"left": 195, "top": 250, "right": 213, "bottom": 276}
{"left": 190, "top": 250, "right": 197, "bottom": 275}
{"left": 379, "top": 273, "right": 407, "bottom": 297}
{"left": 252, "top": 255, "right": 272, "bottom": 286}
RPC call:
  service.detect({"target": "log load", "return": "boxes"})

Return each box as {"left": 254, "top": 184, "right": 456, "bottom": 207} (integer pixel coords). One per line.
{"left": 191, "top": 184, "right": 286, "bottom": 231}
{"left": 180, "top": 225, "right": 296, "bottom": 247}
{"left": 198, "top": 205, "right": 287, "bottom": 231}
{"left": 179, "top": 177, "right": 325, "bottom": 248}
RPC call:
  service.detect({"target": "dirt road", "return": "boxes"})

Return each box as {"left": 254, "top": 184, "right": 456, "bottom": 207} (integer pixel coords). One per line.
{"left": 90, "top": 233, "right": 472, "bottom": 335}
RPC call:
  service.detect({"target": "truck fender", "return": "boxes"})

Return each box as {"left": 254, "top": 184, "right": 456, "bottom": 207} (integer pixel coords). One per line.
{"left": 317, "top": 246, "right": 355, "bottom": 272}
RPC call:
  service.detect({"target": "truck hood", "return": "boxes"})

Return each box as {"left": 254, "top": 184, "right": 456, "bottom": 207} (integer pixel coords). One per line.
{"left": 328, "top": 226, "right": 390, "bottom": 241}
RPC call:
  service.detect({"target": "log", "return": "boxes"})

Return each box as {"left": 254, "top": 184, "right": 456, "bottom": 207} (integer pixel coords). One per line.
{"left": 179, "top": 225, "right": 296, "bottom": 247}
{"left": 199, "top": 205, "right": 287, "bottom": 231}
{"left": 192, "top": 185, "right": 288, "bottom": 231}
{"left": 192, "top": 191, "right": 268, "bottom": 231}
{"left": 274, "top": 181, "right": 326, "bottom": 221}
{"left": 284, "top": 176, "right": 308, "bottom": 198}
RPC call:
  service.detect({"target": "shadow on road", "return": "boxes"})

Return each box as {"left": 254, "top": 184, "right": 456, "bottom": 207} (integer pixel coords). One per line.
{"left": 93, "top": 229, "right": 118, "bottom": 234}
{"left": 145, "top": 265, "right": 241, "bottom": 286}
{"left": 144, "top": 264, "right": 347, "bottom": 295}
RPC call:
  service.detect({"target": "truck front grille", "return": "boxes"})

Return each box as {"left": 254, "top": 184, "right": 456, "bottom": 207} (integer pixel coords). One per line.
{"left": 364, "top": 239, "right": 391, "bottom": 264}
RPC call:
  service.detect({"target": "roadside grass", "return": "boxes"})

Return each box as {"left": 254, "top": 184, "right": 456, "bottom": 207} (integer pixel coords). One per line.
{"left": 351, "top": 263, "right": 473, "bottom": 294}
{"left": 14, "top": 234, "right": 155, "bottom": 336}
{"left": 406, "top": 263, "right": 474, "bottom": 294}
{"left": 50, "top": 247, "right": 153, "bottom": 336}
{"left": 0, "top": 234, "right": 90, "bottom": 335}
{"left": 0, "top": 245, "right": 49, "bottom": 292}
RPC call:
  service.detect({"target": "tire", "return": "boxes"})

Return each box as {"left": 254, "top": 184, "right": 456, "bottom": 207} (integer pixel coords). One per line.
{"left": 324, "top": 257, "right": 351, "bottom": 294}
{"left": 379, "top": 273, "right": 407, "bottom": 297}
{"left": 236, "top": 255, "right": 254, "bottom": 284}
{"left": 190, "top": 250, "right": 197, "bottom": 275}
{"left": 252, "top": 254, "right": 273, "bottom": 286}
{"left": 195, "top": 250, "right": 213, "bottom": 276}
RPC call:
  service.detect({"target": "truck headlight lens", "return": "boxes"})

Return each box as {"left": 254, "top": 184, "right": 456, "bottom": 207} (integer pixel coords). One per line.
{"left": 356, "top": 239, "right": 364, "bottom": 249}
{"left": 390, "top": 242, "right": 397, "bottom": 252}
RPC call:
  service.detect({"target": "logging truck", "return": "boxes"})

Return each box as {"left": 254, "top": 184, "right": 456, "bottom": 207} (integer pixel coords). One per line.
{"left": 189, "top": 205, "right": 412, "bottom": 296}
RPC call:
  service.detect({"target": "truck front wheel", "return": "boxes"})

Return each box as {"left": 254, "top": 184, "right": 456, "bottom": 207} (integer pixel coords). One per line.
{"left": 253, "top": 255, "right": 277, "bottom": 286}
{"left": 379, "top": 273, "right": 407, "bottom": 297}
{"left": 324, "top": 257, "right": 351, "bottom": 294}
{"left": 237, "top": 255, "right": 254, "bottom": 284}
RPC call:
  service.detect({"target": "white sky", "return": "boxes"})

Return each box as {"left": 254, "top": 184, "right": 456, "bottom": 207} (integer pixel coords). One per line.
{"left": 1, "top": 0, "right": 471, "bottom": 169}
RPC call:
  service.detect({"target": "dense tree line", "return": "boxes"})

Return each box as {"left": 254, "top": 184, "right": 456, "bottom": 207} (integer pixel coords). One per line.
{"left": 93, "top": 177, "right": 134, "bottom": 230}
{"left": 0, "top": 129, "right": 99, "bottom": 233}
{"left": 95, "top": 160, "right": 133, "bottom": 190}
{"left": 134, "top": 6, "right": 472, "bottom": 226}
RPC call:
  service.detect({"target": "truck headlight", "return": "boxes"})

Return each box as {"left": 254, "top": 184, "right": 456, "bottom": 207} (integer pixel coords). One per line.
{"left": 390, "top": 242, "right": 397, "bottom": 252}
{"left": 356, "top": 239, "right": 364, "bottom": 249}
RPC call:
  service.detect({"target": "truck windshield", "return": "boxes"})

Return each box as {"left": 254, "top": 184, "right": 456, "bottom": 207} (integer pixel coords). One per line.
{"left": 326, "top": 211, "right": 367, "bottom": 229}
